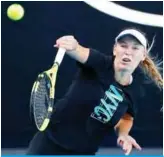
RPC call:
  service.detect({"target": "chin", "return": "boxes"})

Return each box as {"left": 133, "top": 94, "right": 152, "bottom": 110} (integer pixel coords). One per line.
{"left": 119, "top": 64, "right": 131, "bottom": 72}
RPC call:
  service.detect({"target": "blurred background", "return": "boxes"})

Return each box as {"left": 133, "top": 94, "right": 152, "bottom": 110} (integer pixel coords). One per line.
{"left": 1, "top": 1, "right": 163, "bottom": 155}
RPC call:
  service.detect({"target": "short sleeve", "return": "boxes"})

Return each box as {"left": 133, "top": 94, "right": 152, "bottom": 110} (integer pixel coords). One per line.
{"left": 83, "top": 48, "right": 113, "bottom": 72}
{"left": 126, "top": 106, "right": 136, "bottom": 118}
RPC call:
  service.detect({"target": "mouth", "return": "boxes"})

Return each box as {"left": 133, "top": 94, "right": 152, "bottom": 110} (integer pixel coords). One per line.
{"left": 122, "top": 57, "right": 131, "bottom": 63}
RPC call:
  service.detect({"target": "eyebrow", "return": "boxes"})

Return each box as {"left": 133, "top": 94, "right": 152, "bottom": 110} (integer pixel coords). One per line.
{"left": 119, "top": 41, "right": 141, "bottom": 46}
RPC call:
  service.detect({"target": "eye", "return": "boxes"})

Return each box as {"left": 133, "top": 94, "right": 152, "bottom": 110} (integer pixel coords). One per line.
{"left": 133, "top": 47, "right": 139, "bottom": 50}
{"left": 120, "top": 44, "right": 127, "bottom": 48}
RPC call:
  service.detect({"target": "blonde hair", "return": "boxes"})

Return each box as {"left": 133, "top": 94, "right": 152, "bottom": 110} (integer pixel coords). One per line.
{"left": 140, "top": 54, "right": 163, "bottom": 90}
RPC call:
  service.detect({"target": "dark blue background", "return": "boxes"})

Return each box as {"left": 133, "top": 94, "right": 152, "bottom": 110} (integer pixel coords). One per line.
{"left": 1, "top": 1, "right": 163, "bottom": 148}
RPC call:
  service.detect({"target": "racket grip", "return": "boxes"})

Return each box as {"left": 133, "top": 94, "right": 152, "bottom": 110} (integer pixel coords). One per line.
{"left": 54, "top": 48, "right": 66, "bottom": 65}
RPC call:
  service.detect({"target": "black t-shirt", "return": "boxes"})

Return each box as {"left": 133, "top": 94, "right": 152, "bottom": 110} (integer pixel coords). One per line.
{"left": 46, "top": 48, "right": 142, "bottom": 153}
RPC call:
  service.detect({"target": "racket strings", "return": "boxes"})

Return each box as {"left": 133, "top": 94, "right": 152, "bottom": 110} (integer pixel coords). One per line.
{"left": 34, "top": 77, "right": 50, "bottom": 127}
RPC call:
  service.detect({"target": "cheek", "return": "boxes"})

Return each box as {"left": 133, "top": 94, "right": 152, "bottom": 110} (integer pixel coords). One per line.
{"left": 115, "top": 48, "right": 124, "bottom": 57}
{"left": 133, "top": 54, "right": 143, "bottom": 65}
{"left": 134, "top": 50, "right": 145, "bottom": 60}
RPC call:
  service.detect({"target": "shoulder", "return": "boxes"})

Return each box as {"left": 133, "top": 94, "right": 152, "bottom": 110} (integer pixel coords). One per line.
{"left": 83, "top": 48, "right": 113, "bottom": 69}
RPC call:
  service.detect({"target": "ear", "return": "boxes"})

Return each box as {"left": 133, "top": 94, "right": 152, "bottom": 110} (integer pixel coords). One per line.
{"left": 141, "top": 50, "right": 147, "bottom": 61}
{"left": 113, "top": 44, "right": 117, "bottom": 56}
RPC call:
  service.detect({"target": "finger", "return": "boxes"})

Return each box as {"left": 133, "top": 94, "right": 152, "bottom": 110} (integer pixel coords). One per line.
{"left": 55, "top": 39, "right": 67, "bottom": 46}
{"left": 130, "top": 138, "right": 141, "bottom": 150}
{"left": 53, "top": 44, "right": 58, "bottom": 47}
{"left": 132, "top": 141, "right": 142, "bottom": 150}
{"left": 57, "top": 36, "right": 68, "bottom": 41}
{"left": 124, "top": 144, "right": 132, "bottom": 156}
{"left": 123, "top": 143, "right": 128, "bottom": 155}
{"left": 64, "top": 35, "right": 74, "bottom": 40}
{"left": 123, "top": 141, "right": 129, "bottom": 151}
{"left": 127, "top": 136, "right": 142, "bottom": 151}
{"left": 58, "top": 36, "right": 74, "bottom": 42}
{"left": 54, "top": 43, "right": 73, "bottom": 50}
{"left": 118, "top": 137, "right": 131, "bottom": 155}
{"left": 56, "top": 41, "right": 76, "bottom": 48}
{"left": 56, "top": 40, "right": 69, "bottom": 45}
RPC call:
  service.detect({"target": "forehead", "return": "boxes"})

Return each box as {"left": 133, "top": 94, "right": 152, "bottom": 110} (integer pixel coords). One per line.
{"left": 117, "top": 35, "right": 142, "bottom": 45}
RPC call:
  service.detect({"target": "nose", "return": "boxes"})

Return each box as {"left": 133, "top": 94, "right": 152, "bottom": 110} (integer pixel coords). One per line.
{"left": 124, "top": 48, "right": 132, "bottom": 55}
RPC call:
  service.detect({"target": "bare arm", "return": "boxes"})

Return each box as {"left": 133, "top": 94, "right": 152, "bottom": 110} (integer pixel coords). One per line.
{"left": 114, "top": 113, "right": 133, "bottom": 136}
{"left": 114, "top": 113, "right": 141, "bottom": 155}
{"left": 67, "top": 44, "right": 90, "bottom": 64}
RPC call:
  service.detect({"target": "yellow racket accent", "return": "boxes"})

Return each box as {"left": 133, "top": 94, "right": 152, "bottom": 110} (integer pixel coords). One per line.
{"left": 44, "top": 64, "right": 59, "bottom": 99}
{"left": 34, "top": 81, "right": 40, "bottom": 92}
{"left": 31, "top": 81, "right": 37, "bottom": 92}
{"left": 48, "top": 106, "right": 53, "bottom": 112}
{"left": 39, "top": 118, "right": 50, "bottom": 131}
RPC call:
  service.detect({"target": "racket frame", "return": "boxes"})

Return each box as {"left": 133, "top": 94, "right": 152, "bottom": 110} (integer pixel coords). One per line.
{"left": 30, "top": 48, "right": 66, "bottom": 131}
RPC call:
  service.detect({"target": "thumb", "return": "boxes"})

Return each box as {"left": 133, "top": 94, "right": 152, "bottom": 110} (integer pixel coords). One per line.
{"left": 117, "top": 136, "right": 124, "bottom": 147}
{"left": 53, "top": 44, "right": 58, "bottom": 47}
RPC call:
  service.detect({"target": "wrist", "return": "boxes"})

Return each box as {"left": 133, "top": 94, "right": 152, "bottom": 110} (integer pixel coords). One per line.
{"left": 115, "top": 128, "right": 129, "bottom": 137}
{"left": 75, "top": 43, "right": 88, "bottom": 53}
{"left": 118, "top": 132, "right": 129, "bottom": 136}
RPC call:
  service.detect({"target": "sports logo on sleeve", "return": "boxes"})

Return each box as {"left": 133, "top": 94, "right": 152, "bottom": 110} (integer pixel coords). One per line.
{"left": 90, "top": 84, "right": 124, "bottom": 123}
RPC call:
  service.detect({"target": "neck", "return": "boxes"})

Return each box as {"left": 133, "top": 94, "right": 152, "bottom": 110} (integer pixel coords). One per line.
{"left": 114, "top": 62, "right": 132, "bottom": 86}
{"left": 115, "top": 71, "right": 132, "bottom": 86}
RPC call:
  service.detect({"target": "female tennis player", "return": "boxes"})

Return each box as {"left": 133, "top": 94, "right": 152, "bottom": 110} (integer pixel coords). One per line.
{"left": 27, "top": 28, "right": 163, "bottom": 155}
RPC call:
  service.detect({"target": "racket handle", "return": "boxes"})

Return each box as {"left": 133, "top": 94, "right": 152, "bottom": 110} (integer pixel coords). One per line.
{"left": 54, "top": 48, "right": 66, "bottom": 65}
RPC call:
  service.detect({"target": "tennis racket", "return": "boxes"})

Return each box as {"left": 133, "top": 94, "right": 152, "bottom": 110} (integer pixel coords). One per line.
{"left": 30, "top": 48, "right": 66, "bottom": 131}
